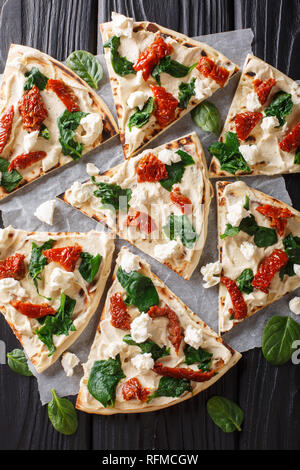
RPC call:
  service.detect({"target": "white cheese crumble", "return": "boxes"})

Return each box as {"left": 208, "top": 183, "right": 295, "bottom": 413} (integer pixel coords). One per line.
{"left": 130, "top": 313, "right": 152, "bottom": 343}
{"left": 164, "top": 36, "right": 177, "bottom": 45}
{"left": 131, "top": 353, "right": 154, "bottom": 372}
{"left": 154, "top": 239, "right": 183, "bottom": 262}
{"left": 184, "top": 325, "right": 203, "bottom": 350}
{"left": 103, "top": 342, "right": 124, "bottom": 360}
{"left": 194, "top": 77, "right": 213, "bottom": 100}
{"left": 61, "top": 352, "right": 80, "bottom": 377}
{"left": 289, "top": 297, "right": 300, "bottom": 315}
{"left": 34, "top": 200, "right": 56, "bottom": 225}
{"left": 111, "top": 11, "right": 133, "bottom": 38}
{"left": 125, "top": 126, "right": 145, "bottom": 149}
{"left": 86, "top": 162, "right": 99, "bottom": 176}
{"left": 129, "top": 183, "right": 157, "bottom": 208}
{"left": 68, "top": 181, "right": 93, "bottom": 206}
{"left": 135, "top": 70, "right": 144, "bottom": 86}
{"left": 24, "top": 130, "right": 39, "bottom": 153}
{"left": 42, "top": 145, "right": 61, "bottom": 172}
{"left": 240, "top": 241, "right": 256, "bottom": 260}
{"left": 293, "top": 264, "right": 300, "bottom": 277}
{"left": 200, "top": 261, "right": 222, "bottom": 288}
{"left": 158, "top": 148, "right": 181, "bottom": 165}
{"left": 261, "top": 116, "right": 280, "bottom": 133}
{"left": 239, "top": 144, "right": 258, "bottom": 165}
{"left": 127, "top": 91, "right": 148, "bottom": 110}
{"left": 120, "top": 251, "right": 140, "bottom": 273}
{"left": 226, "top": 199, "right": 247, "bottom": 226}
{"left": 49, "top": 267, "right": 75, "bottom": 291}
{"left": 0, "top": 278, "right": 26, "bottom": 303}
{"left": 75, "top": 113, "right": 103, "bottom": 145}
{"left": 246, "top": 92, "right": 261, "bottom": 112}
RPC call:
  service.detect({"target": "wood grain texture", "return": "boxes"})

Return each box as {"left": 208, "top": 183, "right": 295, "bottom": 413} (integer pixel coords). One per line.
{"left": 0, "top": 0, "right": 300, "bottom": 451}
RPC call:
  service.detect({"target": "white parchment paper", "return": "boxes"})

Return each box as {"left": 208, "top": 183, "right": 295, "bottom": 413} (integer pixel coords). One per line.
{"left": 2, "top": 29, "right": 299, "bottom": 405}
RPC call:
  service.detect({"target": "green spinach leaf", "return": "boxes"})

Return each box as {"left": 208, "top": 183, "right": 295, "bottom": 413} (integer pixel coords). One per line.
{"left": 280, "top": 233, "right": 300, "bottom": 279}
{"left": 29, "top": 239, "right": 55, "bottom": 295}
{"left": 264, "top": 91, "right": 293, "bottom": 126}
{"left": 178, "top": 77, "right": 196, "bottom": 109}
{"left": 0, "top": 157, "right": 22, "bottom": 192}
{"left": 128, "top": 97, "right": 154, "bottom": 130}
{"left": 163, "top": 213, "right": 199, "bottom": 248}
{"left": 103, "top": 36, "right": 136, "bottom": 76}
{"left": 39, "top": 123, "right": 50, "bottom": 140}
{"left": 244, "top": 195, "right": 250, "bottom": 210}
{"left": 148, "top": 376, "right": 192, "bottom": 402}
{"left": 79, "top": 252, "right": 102, "bottom": 283}
{"left": 220, "top": 223, "right": 240, "bottom": 239}
{"left": 220, "top": 214, "right": 277, "bottom": 247}
{"left": 92, "top": 177, "right": 132, "bottom": 211}
{"left": 66, "top": 50, "right": 103, "bottom": 89}
{"left": 7, "top": 349, "right": 33, "bottom": 376}
{"left": 48, "top": 389, "right": 78, "bottom": 435}
{"left": 184, "top": 344, "right": 212, "bottom": 371}
{"left": 24, "top": 67, "right": 49, "bottom": 90}
{"left": 160, "top": 149, "right": 195, "bottom": 191}
{"left": 57, "top": 110, "right": 87, "bottom": 161}
{"left": 262, "top": 315, "right": 300, "bottom": 365}
{"left": 191, "top": 101, "right": 221, "bottom": 134}
{"left": 207, "top": 396, "right": 244, "bottom": 432}
{"left": 88, "top": 355, "right": 125, "bottom": 407}
{"left": 123, "top": 334, "right": 170, "bottom": 361}
{"left": 117, "top": 267, "right": 159, "bottom": 312}
{"left": 254, "top": 226, "right": 277, "bottom": 247}
{"left": 152, "top": 55, "right": 197, "bottom": 85}
{"left": 236, "top": 268, "right": 254, "bottom": 294}
{"left": 209, "top": 132, "right": 251, "bottom": 175}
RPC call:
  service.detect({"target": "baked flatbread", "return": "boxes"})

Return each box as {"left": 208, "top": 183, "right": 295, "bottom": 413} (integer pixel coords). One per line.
{"left": 100, "top": 12, "right": 239, "bottom": 159}
{"left": 217, "top": 180, "right": 300, "bottom": 333}
{"left": 59, "top": 132, "right": 213, "bottom": 280}
{"left": 0, "top": 44, "right": 118, "bottom": 200}
{"left": 0, "top": 226, "right": 114, "bottom": 372}
{"left": 209, "top": 54, "right": 300, "bottom": 177}
{"left": 76, "top": 247, "right": 241, "bottom": 414}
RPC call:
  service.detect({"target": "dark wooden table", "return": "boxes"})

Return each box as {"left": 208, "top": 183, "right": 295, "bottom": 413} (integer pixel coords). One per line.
{"left": 0, "top": 0, "right": 299, "bottom": 451}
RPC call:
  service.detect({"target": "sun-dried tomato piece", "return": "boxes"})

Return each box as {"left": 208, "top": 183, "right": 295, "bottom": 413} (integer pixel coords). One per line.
{"left": 0, "top": 106, "right": 14, "bottom": 154}
{"left": 18, "top": 85, "right": 48, "bottom": 132}
{"left": 253, "top": 78, "right": 276, "bottom": 105}
{"left": 235, "top": 111, "right": 263, "bottom": 141}
{"left": 10, "top": 300, "right": 56, "bottom": 318}
{"left": 133, "top": 35, "right": 173, "bottom": 81}
{"left": 196, "top": 56, "right": 230, "bottom": 88}
{"left": 136, "top": 153, "right": 168, "bottom": 183}
{"left": 221, "top": 276, "right": 248, "bottom": 320}
{"left": 150, "top": 84, "right": 178, "bottom": 128}
{"left": 0, "top": 254, "right": 26, "bottom": 280}
{"left": 125, "top": 209, "right": 157, "bottom": 234}
{"left": 148, "top": 305, "right": 182, "bottom": 353}
{"left": 170, "top": 187, "right": 192, "bottom": 215}
{"left": 153, "top": 362, "right": 215, "bottom": 382}
{"left": 46, "top": 79, "right": 80, "bottom": 112}
{"left": 110, "top": 292, "right": 131, "bottom": 330}
{"left": 43, "top": 245, "right": 82, "bottom": 272}
{"left": 8, "top": 151, "right": 47, "bottom": 172}
{"left": 279, "top": 122, "right": 300, "bottom": 153}
{"left": 122, "top": 377, "right": 150, "bottom": 402}
{"left": 252, "top": 249, "right": 289, "bottom": 293}
{"left": 256, "top": 204, "right": 292, "bottom": 237}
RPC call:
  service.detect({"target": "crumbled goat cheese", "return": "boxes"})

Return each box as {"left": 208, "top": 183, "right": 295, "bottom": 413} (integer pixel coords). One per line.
{"left": 120, "top": 251, "right": 140, "bottom": 273}
{"left": 239, "top": 144, "right": 258, "bottom": 165}
{"left": 86, "top": 162, "right": 100, "bottom": 176}
{"left": 34, "top": 200, "right": 56, "bottom": 225}
{"left": 131, "top": 353, "right": 154, "bottom": 372}
{"left": 240, "top": 241, "right": 256, "bottom": 260}
{"left": 111, "top": 11, "right": 133, "bottom": 38}
{"left": 200, "top": 261, "right": 222, "bottom": 288}
{"left": 130, "top": 313, "right": 152, "bottom": 343}
{"left": 61, "top": 352, "right": 80, "bottom": 377}
{"left": 158, "top": 148, "right": 181, "bottom": 165}
{"left": 127, "top": 91, "right": 148, "bottom": 110}
{"left": 184, "top": 325, "right": 203, "bottom": 349}
{"left": 289, "top": 297, "right": 300, "bottom": 315}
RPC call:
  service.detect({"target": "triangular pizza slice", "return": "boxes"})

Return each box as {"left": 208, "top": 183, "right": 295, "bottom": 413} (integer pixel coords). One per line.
{"left": 217, "top": 180, "right": 300, "bottom": 333}
{"left": 0, "top": 226, "right": 114, "bottom": 372}
{"left": 76, "top": 247, "right": 241, "bottom": 414}
{"left": 100, "top": 12, "right": 239, "bottom": 159}
{"left": 0, "top": 44, "right": 118, "bottom": 200}
{"left": 59, "top": 132, "right": 213, "bottom": 280}
{"left": 209, "top": 54, "right": 300, "bottom": 177}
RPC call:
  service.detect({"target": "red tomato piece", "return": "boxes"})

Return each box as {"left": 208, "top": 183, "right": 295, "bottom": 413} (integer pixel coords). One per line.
{"left": 221, "top": 276, "right": 248, "bottom": 320}
{"left": 10, "top": 300, "right": 56, "bottom": 318}
{"left": 256, "top": 204, "right": 292, "bottom": 236}
{"left": 170, "top": 187, "right": 192, "bottom": 214}
{"left": 0, "top": 106, "right": 14, "bottom": 154}
{"left": 235, "top": 111, "right": 263, "bottom": 140}
{"left": 136, "top": 153, "right": 168, "bottom": 183}
{"left": 8, "top": 151, "right": 47, "bottom": 172}
{"left": 252, "top": 249, "right": 289, "bottom": 293}
{"left": 46, "top": 79, "right": 80, "bottom": 112}
{"left": 122, "top": 377, "right": 150, "bottom": 402}
{"left": 43, "top": 245, "right": 82, "bottom": 271}
{"left": 279, "top": 122, "right": 300, "bottom": 153}
{"left": 0, "top": 253, "right": 26, "bottom": 280}
{"left": 153, "top": 362, "right": 215, "bottom": 382}
{"left": 148, "top": 304, "right": 182, "bottom": 353}
{"left": 110, "top": 292, "right": 131, "bottom": 330}
{"left": 253, "top": 78, "right": 276, "bottom": 105}
{"left": 18, "top": 85, "right": 48, "bottom": 132}
{"left": 125, "top": 210, "right": 157, "bottom": 234}
{"left": 150, "top": 84, "right": 178, "bottom": 128}
{"left": 196, "top": 56, "right": 230, "bottom": 88}
{"left": 133, "top": 35, "right": 173, "bottom": 80}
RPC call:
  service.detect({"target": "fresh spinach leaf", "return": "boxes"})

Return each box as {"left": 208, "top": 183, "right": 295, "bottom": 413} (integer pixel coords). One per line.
{"left": 24, "top": 67, "right": 49, "bottom": 91}
{"left": 220, "top": 224, "right": 240, "bottom": 239}
{"left": 262, "top": 315, "right": 300, "bottom": 365}
{"left": 151, "top": 55, "right": 197, "bottom": 85}
{"left": 117, "top": 267, "right": 159, "bottom": 312}
{"left": 7, "top": 349, "right": 33, "bottom": 376}
{"left": 148, "top": 376, "right": 192, "bottom": 402}
{"left": 0, "top": 157, "right": 22, "bottom": 192}
{"left": 244, "top": 195, "right": 250, "bottom": 210}
{"left": 29, "top": 239, "right": 55, "bottom": 295}
{"left": 40, "top": 124, "right": 50, "bottom": 140}
{"left": 160, "top": 149, "right": 195, "bottom": 192}
{"left": 220, "top": 214, "right": 277, "bottom": 247}
{"left": 163, "top": 213, "right": 199, "bottom": 248}
{"left": 66, "top": 50, "right": 103, "bottom": 89}
{"left": 92, "top": 177, "right": 132, "bottom": 211}
{"left": 254, "top": 226, "right": 277, "bottom": 247}
{"left": 178, "top": 77, "right": 196, "bottom": 109}
{"left": 103, "top": 36, "right": 136, "bottom": 76}
{"left": 294, "top": 147, "right": 300, "bottom": 165}
{"left": 264, "top": 91, "right": 293, "bottom": 126}
{"left": 238, "top": 214, "right": 258, "bottom": 236}
{"left": 191, "top": 101, "right": 221, "bottom": 134}
{"left": 209, "top": 132, "right": 251, "bottom": 175}
{"left": 88, "top": 355, "right": 125, "bottom": 407}
{"left": 128, "top": 97, "right": 154, "bottom": 131}
{"left": 57, "top": 110, "right": 87, "bottom": 161}
{"left": 279, "top": 233, "right": 300, "bottom": 279}
{"left": 48, "top": 389, "right": 78, "bottom": 435}
{"left": 184, "top": 344, "right": 213, "bottom": 371}
{"left": 35, "top": 293, "right": 76, "bottom": 355}
{"left": 123, "top": 334, "right": 170, "bottom": 361}
{"left": 207, "top": 396, "right": 244, "bottom": 432}
{"left": 79, "top": 252, "right": 102, "bottom": 283}
{"left": 236, "top": 268, "right": 254, "bottom": 294}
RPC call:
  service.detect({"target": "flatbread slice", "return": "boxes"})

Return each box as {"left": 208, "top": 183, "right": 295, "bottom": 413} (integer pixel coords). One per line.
{"left": 58, "top": 132, "right": 213, "bottom": 280}
{"left": 209, "top": 54, "right": 300, "bottom": 177}
{"left": 100, "top": 12, "right": 239, "bottom": 159}
{"left": 217, "top": 180, "right": 300, "bottom": 333}
{"left": 76, "top": 247, "right": 241, "bottom": 415}
{"left": 0, "top": 44, "right": 118, "bottom": 201}
{"left": 0, "top": 226, "right": 114, "bottom": 372}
